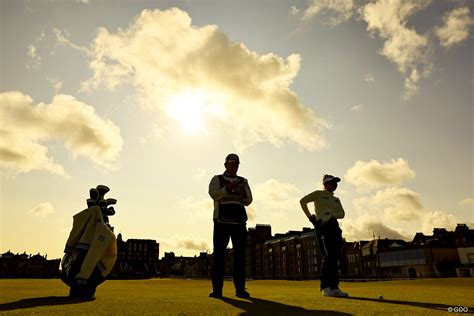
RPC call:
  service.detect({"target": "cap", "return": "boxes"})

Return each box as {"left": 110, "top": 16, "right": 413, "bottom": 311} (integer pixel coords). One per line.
{"left": 225, "top": 153, "right": 240, "bottom": 164}
{"left": 323, "top": 174, "right": 341, "bottom": 184}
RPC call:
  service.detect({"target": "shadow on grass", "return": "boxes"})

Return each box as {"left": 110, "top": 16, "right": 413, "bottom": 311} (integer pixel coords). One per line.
{"left": 221, "top": 297, "right": 352, "bottom": 315}
{"left": 0, "top": 296, "right": 95, "bottom": 312}
{"left": 346, "top": 296, "right": 473, "bottom": 313}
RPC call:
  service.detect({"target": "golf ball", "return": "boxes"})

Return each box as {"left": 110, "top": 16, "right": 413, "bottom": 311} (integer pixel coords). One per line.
{"left": 377, "top": 295, "right": 384, "bottom": 300}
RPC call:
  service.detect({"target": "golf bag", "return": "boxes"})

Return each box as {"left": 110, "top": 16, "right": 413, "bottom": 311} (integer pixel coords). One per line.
{"left": 61, "top": 185, "right": 118, "bottom": 298}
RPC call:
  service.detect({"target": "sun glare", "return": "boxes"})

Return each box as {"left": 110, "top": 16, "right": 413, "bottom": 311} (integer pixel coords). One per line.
{"left": 165, "top": 91, "right": 207, "bottom": 134}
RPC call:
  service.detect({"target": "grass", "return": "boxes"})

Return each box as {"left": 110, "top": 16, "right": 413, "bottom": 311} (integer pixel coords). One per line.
{"left": 0, "top": 278, "right": 473, "bottom": 315}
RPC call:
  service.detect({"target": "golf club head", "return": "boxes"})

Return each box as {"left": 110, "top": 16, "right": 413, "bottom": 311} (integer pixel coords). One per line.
{"left": 105, "top": 198, "right": 117, "bottom": 206}
{"left": 89, "top": 188, "right": 99, "bottom": 201}
{"left": 106, "top": 206, "right": 116, "bottom": 216}
{"left": 96, "top": 185, "right": 110, "bottom": 200}
{"left": 86, "top": 198, "right": 95, "bottom": 207}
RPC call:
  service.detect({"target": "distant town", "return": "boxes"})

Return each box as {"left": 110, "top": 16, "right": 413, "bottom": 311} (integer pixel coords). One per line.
{"left": 1, "top": 223, "right": 473, "bottom": 280}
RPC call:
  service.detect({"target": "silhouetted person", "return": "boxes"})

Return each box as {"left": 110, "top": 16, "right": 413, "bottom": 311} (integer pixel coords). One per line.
{"left": 300, "top": 174, "right": 349, "bottom": 297}
{"left": 209, "top": 153, "right": 253, "bottom": 299}
{"left": 61, "top": 185, "right": 118, "bottom": 298}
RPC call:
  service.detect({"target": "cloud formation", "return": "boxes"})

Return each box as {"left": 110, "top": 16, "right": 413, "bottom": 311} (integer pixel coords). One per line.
{"left": 342, "top": 214, "right": 408, "bottom": 241}
{"left": 350, "top": 104, "right": 364, "bottom": 112}
{"left": 345, "top": 158, "right": 415, "bottom": 190}
{"left": 362, "top": 0, "right": 433, "bottom": 99}
{"left": 179, "top": 197, "right": 215, "bottom": 220}
{"left": 28, "top": 202, "right": 54, "bottom": 218}
{"left": 26, "top": 31, "right": 46, "bottom": 69}
{"left": 356, "top": 187, "right": 424, "bottom": 222}
{"left": 435, "top": 6, "right": 473, "bottom": 49}
{"left": 82, "top": 8, "right": 328, "bottom": 151}
{"left": 159, "top": 235, "right": 210, "bottom": 255}
{"left": 343, "top": 156, "right": 458, "bottom": 240}
{"left": 459, "top": 197, "right": 473, "bottom": 206}
{"left": 364, "top": 73, "right": 375, "bottom": 83}
{"left": 294, "top": 0, "right": 354, "bottom": 26}
{"left": 251, "top": 179, "right": 302, "bottom": 227}
{"left": 0, "top": 91, "right": 123, "bottom": 175}
{"left": 348, "top": 186, "right": 458, "bottom": 240}
{"left": 175, "top": 237, "right": 209, "bottom": 252}
{"left": 192, "top": 168, "right": 209, "bottom": 181}
{"left": 421, "top": 210, "right": 457, "bottom": 233}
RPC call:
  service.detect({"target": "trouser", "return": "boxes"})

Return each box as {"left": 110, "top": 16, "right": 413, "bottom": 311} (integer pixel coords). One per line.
{"left": 211, "top": 222, "right": 247, "bottom": 292}
{"left": 314, "top": 218, "right": 343, "bottom": 290}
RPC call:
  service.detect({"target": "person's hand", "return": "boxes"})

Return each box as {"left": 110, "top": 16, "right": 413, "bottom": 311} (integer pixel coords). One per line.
{"left": 225, "top": 182, "right": 238, "bottom": 193}
{"left": 308, "top": 214, "right": 317, "bottom": 223}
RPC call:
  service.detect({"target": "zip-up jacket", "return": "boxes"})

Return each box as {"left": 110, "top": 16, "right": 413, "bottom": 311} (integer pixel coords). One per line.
{"left": 209, "top": 173, "right": 252, "bottom": 224}
{"left": 300, "top": 189, "right": 345, "bottom": 223}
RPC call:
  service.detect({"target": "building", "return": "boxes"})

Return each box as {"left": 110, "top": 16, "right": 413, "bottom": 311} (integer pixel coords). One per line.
{"left": 360, "top": 238, "right": 409, "bottom": 278}
{"left": 246, "top": 224, "right": 272, "bottom": 279}
{"left": 159, "top": 252, "right": 212, "bottom": 278}
{"left": 258, "top": 228, "right": 321, "bottom": 280}
{"left": 345, "top": 241, "right": 369, "bottom": 279}
{"left": 0, "top": 251, "right": 60, "bottom": 278}
{"left": 160, "top": 222, "right": 473, "bottom": 280}
{"left": 456, "top": 247, "right": 474, "bottom": 277}
{"left": 111, "top": 233, "right": 160, "bottom": 278}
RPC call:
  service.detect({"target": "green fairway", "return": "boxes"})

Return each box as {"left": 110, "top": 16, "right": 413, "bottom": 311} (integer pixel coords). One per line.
{"left": 0, "top": 278, "right": 472, "bottom": 315}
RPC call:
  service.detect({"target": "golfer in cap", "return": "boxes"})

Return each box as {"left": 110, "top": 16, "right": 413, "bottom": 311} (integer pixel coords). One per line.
{"left": 300, "top": 174, "right": 348, "bottom": 297}
{"left": 208, "top": 153, "right": 253, "bottom": 299}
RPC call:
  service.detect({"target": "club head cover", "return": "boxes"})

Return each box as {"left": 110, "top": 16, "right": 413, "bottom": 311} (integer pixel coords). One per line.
{"left": 96, "top": 185, "right": 110, "bottom": 200}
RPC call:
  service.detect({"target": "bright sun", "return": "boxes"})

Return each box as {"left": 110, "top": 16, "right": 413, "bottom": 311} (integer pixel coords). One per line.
{"left": 165, "top": 90, "right": 207, "bottom": 134}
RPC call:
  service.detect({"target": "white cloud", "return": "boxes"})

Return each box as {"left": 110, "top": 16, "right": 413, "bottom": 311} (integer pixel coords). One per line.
{"left": 372, "top": 187, "right": 424, "bottom": 222}
{"left": 297, "top": 0, "right": 354, "bottom": 26}
{"left": 192, "top": 168, "right": 209, "bottom": 181}
{"left": 179, "top": 197, "right": 214, "bottom": 221}
{"left": 351, "top": 104, "right": 364, "bottom": 112}
{"left": 26, "top": 31, "right": 46, "bottom": 69}
{"left": 435, "top": 6, "right": 473, "bottom": 49}
{"left": 422, "top": 210, "right": 457, "bottom": 233}
{"left": 345, "top": 158, "right": 415, "bottom": 191}
{"left": 26, "top": 45, "right": 40, "bottom": 69}
{"left": 82, "top": 8, "right": 329, "bottom": 151}
{"left": 0, "top": 91, "right": 123, "bottom": 175}
{"left": 175, "top": 236, "right": 210, "bottom": 252}
{"left": 344, "top": 159, "right": 447, "bottom": 234}
{"left": 28, "top": 202, "right": 54, "bottom": 218}
{"left": 159, "top": 235, "right": 210, "bottom": 256}
{"left": 364, "top": 73, "right": 375, "bottom": 83}
{"left": 459, "top": 197, "right": 474, "bottom": 206}
{"left": 362, "top": 0, "right": 433, "bottom": 99}
{"left": 342, "top": 214, "right": 408, "bottom": 241}
{"left": 349, "top": 185, "right": 459, "bottom": 238}
{"left": 53, "top": 28, "right": 90, "bottom": 54}
{"left": 290, "top": 5, "right": 300, "bottom": 17}
{"left": 251, "top": 179, "right": 302, "bottom": 227}
{"left": 46, "top": 77, "right": 63, "bottom": 94}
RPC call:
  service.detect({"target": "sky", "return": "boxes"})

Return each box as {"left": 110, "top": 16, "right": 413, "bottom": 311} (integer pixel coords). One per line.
{"left": 0, "top": 0, "right": 473, "bottom": 260}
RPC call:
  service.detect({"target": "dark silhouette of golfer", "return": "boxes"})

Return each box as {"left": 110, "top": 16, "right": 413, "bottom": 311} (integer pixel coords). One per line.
{"left": 208, "top": 153, "right": 253, "bottom": 299}
{"left": 300, "top": 174, "right": 349, "bottom": 297}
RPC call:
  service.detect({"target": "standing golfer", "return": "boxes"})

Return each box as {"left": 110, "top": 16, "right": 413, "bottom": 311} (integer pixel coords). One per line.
{"left": 300, "top": 174, "right": 348, "bottom": 297}
{"left": 208, "top": 153, "right": 252, "bottom": 299}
